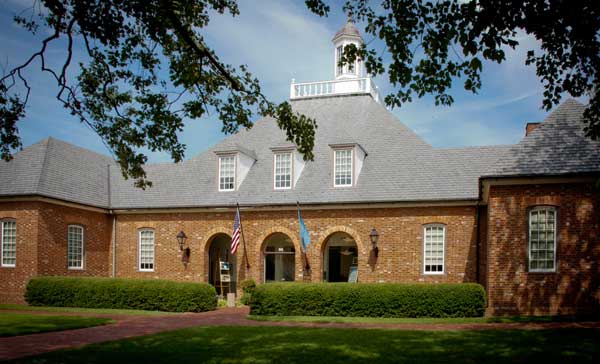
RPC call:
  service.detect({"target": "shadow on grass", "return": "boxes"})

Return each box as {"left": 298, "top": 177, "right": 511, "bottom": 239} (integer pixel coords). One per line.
{"left": 13, "top": 326, "right": 600, "bottom": 364}
{"left": 0, "top": 314, "right": 112, "bottom": 337}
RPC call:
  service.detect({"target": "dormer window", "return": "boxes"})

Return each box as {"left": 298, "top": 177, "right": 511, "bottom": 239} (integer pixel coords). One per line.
{"left": 215, "top": 146, "right": 257, "bottom": 192}
{"left": 330, "top": 143, "right": 367, "bottom": 188}
{"left": 274, "top": 152, "right": 292, "bottom": 190}
{"left": 334, "top": 149, "right": 353, "bottom": 187}
{"left": 218, "top": 155, "right": 236, "bottom": 191}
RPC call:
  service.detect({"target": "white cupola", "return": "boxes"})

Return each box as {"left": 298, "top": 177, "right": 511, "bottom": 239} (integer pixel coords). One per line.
{"left": 332, "top": 20, "right": 364, "bottom": 80}
{"left": 289, "top": 18, "right": 379, "bottom": 103}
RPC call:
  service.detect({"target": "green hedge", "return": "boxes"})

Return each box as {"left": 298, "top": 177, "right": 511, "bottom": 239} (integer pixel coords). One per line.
{"left": 249, "top": 283, "right": 486, "bottom": 317}
{"left": 25, "top": 277, "right": 217, "bottom": 312}
{"left": 240, "top": 279, "right": 257, "bottom": 305}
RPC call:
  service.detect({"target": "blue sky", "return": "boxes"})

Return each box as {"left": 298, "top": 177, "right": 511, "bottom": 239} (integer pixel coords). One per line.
{"left": 0, "top": 0, "right": 583, "bottom": 162}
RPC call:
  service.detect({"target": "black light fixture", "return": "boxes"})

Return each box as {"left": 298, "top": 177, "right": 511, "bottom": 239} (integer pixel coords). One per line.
{"left": 176, "top": 231, "right": 187, "bottom": 251}
{"left": 369, "top": 228, "right": 379, "bottom": 257}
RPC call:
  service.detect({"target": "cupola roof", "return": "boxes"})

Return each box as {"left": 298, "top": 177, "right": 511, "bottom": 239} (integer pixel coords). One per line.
{"left": 332, "top": 20, "right": 362, "bottom": 42}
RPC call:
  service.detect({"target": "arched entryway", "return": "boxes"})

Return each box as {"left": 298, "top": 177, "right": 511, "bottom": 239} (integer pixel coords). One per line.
{"left": 323, "top": 232, "right": 358, "bottom": 282}
{"left": 262, "top": 233, "right": 295, "bottom": 282}
{"left": 207, "top": 233, "right": 236, "bottom": 296}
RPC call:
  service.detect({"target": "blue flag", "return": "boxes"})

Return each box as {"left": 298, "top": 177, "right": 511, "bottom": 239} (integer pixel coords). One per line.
{"left": 297, "top": 204, "right": 311, "bottom": 251}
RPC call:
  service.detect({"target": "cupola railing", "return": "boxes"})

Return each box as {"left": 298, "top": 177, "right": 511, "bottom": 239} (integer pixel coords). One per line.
{"left": 290, "top": 77, "right": 380, "bottom": 103}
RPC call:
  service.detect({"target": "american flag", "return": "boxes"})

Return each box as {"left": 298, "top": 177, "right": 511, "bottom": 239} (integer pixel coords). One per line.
{"left": 230, "top": 207, "right": 241, "bottom": 254}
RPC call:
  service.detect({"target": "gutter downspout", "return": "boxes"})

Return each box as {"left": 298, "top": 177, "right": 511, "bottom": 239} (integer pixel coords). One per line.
{"left": 112, "top": 213, "right": 117, "bottom": 278}
{"left": 475, "top": 177, "right": 484, "bottom": 285}
{"left": 475, "top": 200, "right": 480, "bottom": 284}
{"left": 108, "top": 164, "right": 117, "bottom": 278}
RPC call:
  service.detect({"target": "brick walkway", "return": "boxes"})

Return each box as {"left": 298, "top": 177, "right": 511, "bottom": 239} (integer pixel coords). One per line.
{"left": 1, "top": 307, "right": 599, "bottom": 361}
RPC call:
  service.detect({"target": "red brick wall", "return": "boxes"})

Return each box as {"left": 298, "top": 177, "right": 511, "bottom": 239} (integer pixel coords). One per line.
{"left": 1, "top": 201, "right": 482, "bottom": 305}
{"left": 478, "top": 206, "right": 488, "bottom": 291}
{"left": 0, "top": 202, "right": 40, "bottom": 304}
{"left": 486, "top": 183, "right": 600, "bottom": 315}
{"left": 36, "top": 203, "right": 112, "bottom": 278}
{"left": 113, "top": 206, "right": 479, "bottom": 289}
{"left": 0, "top": 201, "right": 112, "bottom": 304}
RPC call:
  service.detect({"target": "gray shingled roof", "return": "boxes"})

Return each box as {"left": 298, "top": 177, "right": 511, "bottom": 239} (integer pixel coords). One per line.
{"left": 108, "top": 94, "right": 510, "bottom": 209}
{"left": 1, "top": 95, "right": 592, "bottom": 209}
{"left": 0, "top": 137, "right": 114, "bottom": 207}
{"left": 485, "top": 99, "right": 600, "bottom": 178}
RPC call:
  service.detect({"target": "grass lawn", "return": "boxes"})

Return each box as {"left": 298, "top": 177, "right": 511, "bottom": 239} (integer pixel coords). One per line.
{"left": 247, "top": 314, "right": 599, "bottom": 324}
{"left": 8, "top": 326, "right": 599, "bottom": 364}
{"left": 0, "top": 313, "right": 112, "bottom": 337}
{"left": 0, "top": 304, "right": 176, "bottom": 316}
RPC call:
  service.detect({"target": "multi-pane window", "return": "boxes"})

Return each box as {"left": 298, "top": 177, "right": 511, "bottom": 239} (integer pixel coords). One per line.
{"left": 67, "top": 225, "right": 84, "bottom": 269}
{"left": 274, "top": 152, "right": 292, "bottom": 189}
{"left": 334, "top": 149, "right": 353, "bottom": 187}
{"left": 1, "top": 220, "right": 16, "bottom": 267}
{"left": 139, "top": 229, "right": 155, "bottom": 271}
{"left": 336, "top": 46, "right": 343, "bottom": 76}
{"left": 529, "top": 207, "right": 556, "bottom": 272}
{"left": 424, "top": 225, "right": 445, "bottom": 274}
{"left": 219, "top": 155, "right": 236, "bottom": 191}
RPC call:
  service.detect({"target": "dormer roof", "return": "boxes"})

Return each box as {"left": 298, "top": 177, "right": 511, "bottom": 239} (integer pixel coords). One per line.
{"left": 214, "top": 144, "right": 258, "bottom": 161}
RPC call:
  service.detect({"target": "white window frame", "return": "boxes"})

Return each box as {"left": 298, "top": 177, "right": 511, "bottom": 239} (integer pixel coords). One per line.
{"left": 336, "top": 45, "right": 343, "bottom": 76}
{"left": 1, "top": 220, "right": 16, "bottom": 268}
{"left": 273, "top": 152, "right": 293, "bottom": 190}
{"left": 138, "top": 229, "right": 155, "bottom": 272}
{"left": 423, "top": 224, "right": 445, "bottom": 275}
{"left": 67, "top": 225, "right": 85, "bottom": 270}
{"left": 218, "top": 154, "right": 236, "bottom": 192}
{"left": 333, "top": 148, "right": 353, "bottom": 187}
{"left": 528, "top": 206, "right": 557, "bottom": 273}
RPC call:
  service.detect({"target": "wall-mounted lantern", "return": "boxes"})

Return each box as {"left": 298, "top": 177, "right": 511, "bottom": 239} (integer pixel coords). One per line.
{"left": 177, "top": 231, "right": 187, "bottom": 251}
{"left": 369, "top": 228, "right": 379, "bottom": 257}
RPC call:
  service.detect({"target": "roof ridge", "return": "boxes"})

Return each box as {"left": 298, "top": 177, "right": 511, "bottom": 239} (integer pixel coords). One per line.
{"left": 436, "top": 144, "right": 514, "bottom": 151}
{"left": 35, "top": 138, "right": 52, "bottom": 193}
{"left": 43, "top": 137, "right": 115, "bottom": 163}
{"left": 515, "top": 98, "right": 587, "bottom": 143}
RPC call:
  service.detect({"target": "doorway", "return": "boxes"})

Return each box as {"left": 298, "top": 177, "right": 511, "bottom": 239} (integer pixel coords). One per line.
{"left": 323, "top": 232, "right": 358, "bottom": 282}
{"left": 263, "top": 233, "right": 295, "bottom": 282}
{"left": 207, "top": 233, "right": 236, "bottom": 296}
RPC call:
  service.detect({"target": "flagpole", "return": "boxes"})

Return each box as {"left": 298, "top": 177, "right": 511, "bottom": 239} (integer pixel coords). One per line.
{"left": 237, "top": 203, "right": 251, "bottom": 270}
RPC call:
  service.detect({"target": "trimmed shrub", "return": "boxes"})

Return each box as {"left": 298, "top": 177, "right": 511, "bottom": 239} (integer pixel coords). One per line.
{"left": 25, "top": 277, "right": 217, "bottom": 312}
{"left": 250, "top": 283, "right": 486, "bottom": 317}
{"left": 240, "top": 279, "right": 257, "bottom": 305}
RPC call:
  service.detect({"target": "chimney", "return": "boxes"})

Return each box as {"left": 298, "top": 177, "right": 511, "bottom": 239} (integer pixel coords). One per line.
{"left": 525, "top": 122, "right": 541, "bottom": 136}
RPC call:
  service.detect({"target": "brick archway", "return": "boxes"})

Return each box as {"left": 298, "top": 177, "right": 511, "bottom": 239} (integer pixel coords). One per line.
{"left": 318, "top": 225, "right": 365, "bottom": 253}
{"left": 202, "top": 227, "right": 231, "bottom": 285}
{"left": 254, "top": 226, "right": 303, "bottom": 283}
{"left": 318, "top": 226, "right": 365, "bottom": 283}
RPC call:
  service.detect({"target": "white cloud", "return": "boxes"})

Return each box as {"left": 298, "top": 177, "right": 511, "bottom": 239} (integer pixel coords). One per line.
{"left": 202, "top": 0, "right": 335, "bottom": 101}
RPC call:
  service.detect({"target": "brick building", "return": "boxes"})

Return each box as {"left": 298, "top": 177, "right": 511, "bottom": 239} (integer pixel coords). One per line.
{"left": 0, "top": 22, "right": 598, "bottom": 315}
